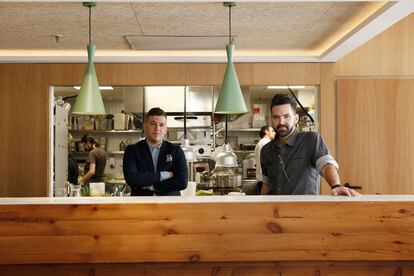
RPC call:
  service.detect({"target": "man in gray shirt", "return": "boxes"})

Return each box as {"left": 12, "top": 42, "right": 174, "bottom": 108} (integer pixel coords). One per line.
{"left": 260, "top": 94, "right": 359, "bottom": 196}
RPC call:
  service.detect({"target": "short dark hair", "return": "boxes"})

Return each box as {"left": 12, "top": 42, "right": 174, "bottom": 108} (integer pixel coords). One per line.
{"left": 146, "top": 107, "right": 167, "bottom": 120}
{"left": 271, "top": 94, "right": 297, "bottom": 113}
{"left": 81, "top": 134, "right": 100, "bottom": 147}
{"left": 259, "top": 125, "right": 271, "bottom": 138}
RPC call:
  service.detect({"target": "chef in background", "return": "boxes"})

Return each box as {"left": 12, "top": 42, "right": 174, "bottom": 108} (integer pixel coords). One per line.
{"left": 254, "top": 125, "right": 275, "bottom": 194}
{"left": 67, "top": 133, "right": 79, "bottom": 185}
{"left": 78, "top": 134, "right": 107, "bottom": 185}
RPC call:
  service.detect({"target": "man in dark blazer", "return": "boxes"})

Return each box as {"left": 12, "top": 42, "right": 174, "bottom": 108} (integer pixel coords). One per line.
{"left": 123, "top": 107, "right": 188, "bottom": 196}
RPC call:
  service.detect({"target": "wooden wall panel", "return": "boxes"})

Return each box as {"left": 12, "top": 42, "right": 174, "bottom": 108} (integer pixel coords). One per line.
{"left": 185, "top": 63, "right": 253, "bottom": 85}
{"left": 333, "top": 13, "right": 414, "bottom": 195}
{"left": 253, "top": 63, "right": 320, "bottom": 85}
{"left": 0, "top": 64, "right": 50, "bottom": 197}
{"left": 48, "top": 64, "right": 84, "bottom": 85}
{"left": 0, "top": 201, "right": 412, "bottom": 265}
{"left": 101, "top": 63, "right": 187, "bottom": 85}
{"left": 337, "top": 79, "right": 414, "bottom": 194}
{"left": 0, "top": 66, "right": 7, "bottom": 196}
{"left": 335, "top": 12, "right": 414, "bottom": 77}
{"left": 185, "top": 63, "right": 226, "bottom": 85}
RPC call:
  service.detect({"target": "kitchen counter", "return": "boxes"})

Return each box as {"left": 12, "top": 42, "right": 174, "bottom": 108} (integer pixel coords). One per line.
{"left": 0, "top": 194, "right": 413, "bottom": 204}
{"left": 0, "top": 195, "right": 413, "bottom": 274}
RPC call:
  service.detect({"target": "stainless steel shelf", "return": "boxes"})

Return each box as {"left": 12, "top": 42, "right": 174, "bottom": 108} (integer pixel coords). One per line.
{"left": 168, "top": 127, "right": 210, "bottom": 130}
{"left": 72, "top": 151, "right": 125, "bottom": 155}
{"left": 69, "top": 129, "right": 142, "bottom": 134}
{"left": 70, "top": 128, "right": 210, "bottom": 132}
{"left": 233, "top": 150, "right": 254, "bottom": 154}
{"left": 227, "top": 128, "right": 260, "bottom": 132}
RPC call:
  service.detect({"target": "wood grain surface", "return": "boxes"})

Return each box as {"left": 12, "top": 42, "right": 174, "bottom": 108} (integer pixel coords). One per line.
{"left": 335, "top": 13, "right": 414, "bottom": 77}
{"left": 0, "top": 201, "right": 412, "bottom": 265}
{"left": 0, "top": 262, "right": 413, "bottom": 276}
{"left": 337, "top": 78, "right": 414, "bottom": 194}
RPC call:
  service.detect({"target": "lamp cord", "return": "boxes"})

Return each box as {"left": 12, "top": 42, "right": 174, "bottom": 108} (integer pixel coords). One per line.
{"left": 228, "top": 5, "right": 232, "bottom": 45}
{"left": 225, "top": 114, "right": 228, "bottom": 144}
{"left": 184, "top": 86, "right": 187, "bottom": 139}
{"left": 89, "top": 5, "right": 92, "bottom": 45}
{"left": 142, "top": 87, "right": 146, "bottom": 138}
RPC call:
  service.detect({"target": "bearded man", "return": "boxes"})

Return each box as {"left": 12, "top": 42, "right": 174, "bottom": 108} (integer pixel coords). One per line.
{"left": 260, "top": 94, "right": 359, "bottom": 196}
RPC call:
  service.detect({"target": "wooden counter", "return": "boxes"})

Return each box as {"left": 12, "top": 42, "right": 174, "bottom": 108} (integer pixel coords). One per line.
{"left": 0, "top": 195, "right": 413, "bottom": 275}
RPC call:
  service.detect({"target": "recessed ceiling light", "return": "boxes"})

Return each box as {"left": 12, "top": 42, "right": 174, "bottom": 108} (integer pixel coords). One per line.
{"left": 266, "top": 86, "right": 305, "bottom": 90}
{"left": 73, "top": 86, "right": 113, "bottom": 90}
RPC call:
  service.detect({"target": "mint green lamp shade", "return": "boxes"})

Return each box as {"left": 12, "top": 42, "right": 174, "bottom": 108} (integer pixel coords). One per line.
{"left": 72, "top": 44, "right": 105, "bottom": 115}
{"left": 214, "top": 44, "right": 248, "bottom": 115}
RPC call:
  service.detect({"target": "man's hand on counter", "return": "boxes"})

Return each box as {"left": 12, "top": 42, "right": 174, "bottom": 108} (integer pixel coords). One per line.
{"left": 331, "top": 185, "right": 361, "bottom": 196}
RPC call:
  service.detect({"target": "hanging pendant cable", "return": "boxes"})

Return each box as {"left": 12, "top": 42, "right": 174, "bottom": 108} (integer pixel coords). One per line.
{"left": 88, "top": 6, "right": 92, "bottom": 45}
{"left": 225, "top": 114, "right": 228, "bottom": 144}
{"left": 228, "top": 4, "right": 232, "bottom": 45}
{"left": 142, "top": 87, "right": 146, "bottom": 138}
{"left": 184, "top": 86, "right": 187, "bottom": 140}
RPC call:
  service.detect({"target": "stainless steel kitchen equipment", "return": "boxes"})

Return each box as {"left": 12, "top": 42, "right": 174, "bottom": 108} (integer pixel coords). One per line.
{"left": 193, "top": 144, "right": 212, "bottom": 157}
{"left": 210, "top": 167, "right": 242, "bottom": 189}
{"left": 242, "top": 153, "right": 256, "bottom": 179}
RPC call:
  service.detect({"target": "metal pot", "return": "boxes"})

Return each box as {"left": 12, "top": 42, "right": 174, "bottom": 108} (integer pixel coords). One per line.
{"left": 212, "top": 173, "right": 233, "bottom": 188}
{"left": 211, "top": 172, "right": 242, "bottom": 188}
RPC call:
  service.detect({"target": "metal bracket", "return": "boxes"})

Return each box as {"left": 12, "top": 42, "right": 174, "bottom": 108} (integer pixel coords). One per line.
{"left": 223, "top": 2, "right": 236, "bottom": 8}
{"left": 83, "top": 2, "right": 97, "bottom": 8}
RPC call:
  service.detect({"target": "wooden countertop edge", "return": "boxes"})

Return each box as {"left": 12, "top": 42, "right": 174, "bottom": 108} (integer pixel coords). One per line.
{"left": 0, "top": 195, "right": 413, "bottom": 205}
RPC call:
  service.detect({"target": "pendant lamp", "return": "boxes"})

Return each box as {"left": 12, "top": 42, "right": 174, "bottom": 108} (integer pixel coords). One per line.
{"left": 214, "top": 2, "right": 245, "bottom": 168}
{"left": 214, "top": 2, "right": 247, "bottom": 115}
{"left": 72, "top": 2, "right": 105, "bottom": 115}
{"left": 180, "top": 86, "right": 198, "bottom": 162}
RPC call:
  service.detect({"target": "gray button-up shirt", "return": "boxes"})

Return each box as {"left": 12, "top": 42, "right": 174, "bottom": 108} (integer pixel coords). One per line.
{"left": 260, "top": 130, "right": 338, "bottom": 195}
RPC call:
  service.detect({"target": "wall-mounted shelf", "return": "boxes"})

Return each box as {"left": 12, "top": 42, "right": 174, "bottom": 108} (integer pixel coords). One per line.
{"left": 70, "top": 128, "right": 210, "bottom": 133}
{"left": 233, "top": 150, "right": 254, "bottom": 154}
{"left": 227, "top": 128, "right": 260, "bottom": 132}
{"left": 168, "top": 127, "right": 210, "bottom": 130}
{"left": 72, "top": 151, "right": 125, "bottom": 155}
{"left": 69, "top": 130, "right": 142, "bottom": 134}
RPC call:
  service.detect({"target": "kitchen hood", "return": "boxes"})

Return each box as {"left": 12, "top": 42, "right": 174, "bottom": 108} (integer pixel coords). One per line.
{"left": 124, "top": 86, "right": 214, "bottom": 114}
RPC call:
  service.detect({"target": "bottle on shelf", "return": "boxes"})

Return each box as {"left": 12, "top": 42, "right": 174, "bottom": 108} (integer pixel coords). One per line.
{"left": 119, "top": 141, "right": 126, "bottom": 151}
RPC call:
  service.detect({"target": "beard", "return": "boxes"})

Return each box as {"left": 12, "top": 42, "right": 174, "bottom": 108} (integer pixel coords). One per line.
{"left": 276, "top": 124, "right": 295, "bottom": 138}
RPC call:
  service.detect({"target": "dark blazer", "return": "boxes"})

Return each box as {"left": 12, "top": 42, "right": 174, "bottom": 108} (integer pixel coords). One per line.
{"left": 123, "top": 139, "right": 188, "bottom": 196}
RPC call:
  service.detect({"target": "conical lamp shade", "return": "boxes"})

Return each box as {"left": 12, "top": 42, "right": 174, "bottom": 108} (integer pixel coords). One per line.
{"left": 214, "top": 44, "right": 248, "bottom": 114}
{"left": 72, "top": 44, "right": 105, "bottom": 115}
{"left": 215, "top": 144, "right": 238, "bottom": 167}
